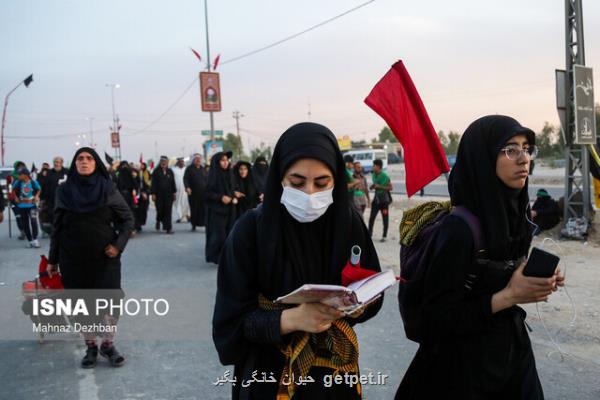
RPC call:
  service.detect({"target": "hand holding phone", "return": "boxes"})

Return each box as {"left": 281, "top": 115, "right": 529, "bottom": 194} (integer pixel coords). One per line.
{"left": 523, "top": 247, "right": 560, "bottom": 278}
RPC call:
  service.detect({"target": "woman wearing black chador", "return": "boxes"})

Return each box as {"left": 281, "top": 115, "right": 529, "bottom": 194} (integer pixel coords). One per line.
{"left": 213, "top": 123, "right": 383, "bottom": 399}
{"left": 396, "top": 116, "right": 564, "bottom": 400}
{"left": 47, "top": 147, "right": 134, "bottom": 369}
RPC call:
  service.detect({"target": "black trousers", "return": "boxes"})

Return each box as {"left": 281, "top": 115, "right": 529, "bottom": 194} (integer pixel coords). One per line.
{"left": 17, "top": 207, "right": 38, "bottom": 241}
{"left": 12, "top": 204, "right": 25, "bottom": 232}
{"left": 368, "top": 201, "right": 389, "bottom": 238}
{"left": 136, "top": 196, "right": 149, "bottom": 229}
{"left": 155, "top": 196, "right": 173, "bottom": 231}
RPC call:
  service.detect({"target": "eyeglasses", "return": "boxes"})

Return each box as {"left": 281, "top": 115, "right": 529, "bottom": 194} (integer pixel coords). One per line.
{"left": 500, "top": 145, "right": 538, "bottom": 161}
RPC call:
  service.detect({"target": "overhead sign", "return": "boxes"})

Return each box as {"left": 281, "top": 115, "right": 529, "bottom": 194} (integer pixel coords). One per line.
{"left": 201, "top": 130, "right": 223, "bottom": 136}
{"left": 200, "top": 72, "right": 222, "bottom": 112}
{"left": 110, "top": 132, "right": 120, "bottom": 148}
{"left": 573, "top": 65, "right": 596, "bottom": 144}
{"left": 337, "top": 135, "right": 352, "bottom": 151}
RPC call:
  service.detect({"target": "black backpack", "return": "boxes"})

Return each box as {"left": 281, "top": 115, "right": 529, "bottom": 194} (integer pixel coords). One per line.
{"left": 397, "top": 201, "right": 485, "bottom": 342}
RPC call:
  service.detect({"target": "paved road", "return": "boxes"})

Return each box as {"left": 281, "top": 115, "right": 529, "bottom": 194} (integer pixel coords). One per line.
{"left": 390, "top": 179, "right": 565, "bottom": 199}
{"left": 0, "top": 208, "right": 598, "bottom": 400}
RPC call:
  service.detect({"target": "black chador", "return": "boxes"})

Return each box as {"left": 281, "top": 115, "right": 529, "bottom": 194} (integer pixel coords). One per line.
{"left": 205, "top": 151, "right": 235, "bottom": 264}
{"left": 183, "top": 156, "right": 208, "bottom": 229}
{"left": 212, "top": 123, "right": 383, "bottom": 399}
{"left": 49, "top": 147, "right": 134, "bottom": 290}
{"left": 233, "top": 161, "right": 259, "bottom": 220}
{"left": 396, "top": 116, "right": 544, "bottom": 400}
{"left": 151, "top": 157, "right": 177, "bottom": 232}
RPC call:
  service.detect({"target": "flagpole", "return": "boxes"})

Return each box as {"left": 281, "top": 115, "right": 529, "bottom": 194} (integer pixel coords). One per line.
{"left": 204, "top": 0, "right": 215, "bottom": 143}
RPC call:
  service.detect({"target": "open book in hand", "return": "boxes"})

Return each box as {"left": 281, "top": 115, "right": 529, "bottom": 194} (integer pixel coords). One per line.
{"left": 274, "top": 269, "right": 397, "bottom": 314}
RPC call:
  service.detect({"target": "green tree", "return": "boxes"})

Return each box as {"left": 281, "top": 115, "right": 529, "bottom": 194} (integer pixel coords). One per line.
{"left": 536, "top": 122, "right": 563, "bottom": 159}
{"left": 447, "top": 131, "right": 461, "bottom": 155}
{"left": 250, "top": 142, "right": 272, "bottom": 161}
{"left": 351, "top": 140, "right": 367, "bottom": 148}
{"left": 377, "top": 126, "right": 398, "bottom": 143}
{"left": 437, "top": 130, "right": 449, "bottom": 153}
{"left": 223, "top": 133, "right": 244, "bottom": 160}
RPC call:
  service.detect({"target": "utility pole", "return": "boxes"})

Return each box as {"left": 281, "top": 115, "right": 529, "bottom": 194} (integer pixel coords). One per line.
{"left": 561, "top": 0, "right": 593, "bottom": 234}
{"left": 204, "top": 0, "right": 215, "bottom": 142}
{"left": 106, "top": 83, "right": 121, "bottom": 160}
{"left": 86, "top": 117, "right": 95, "bottom": 148}
{"left": 1, "top": 74, "right": 33, "bottom": 166}
{"left": 233, "top": 110, "right": 244, "bottom": 159}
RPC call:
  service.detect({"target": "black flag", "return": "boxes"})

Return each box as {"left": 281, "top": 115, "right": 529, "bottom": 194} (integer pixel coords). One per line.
{"left": 104, "top": 152, "right": 114, "bottom": 165}
{"left": 23, "top": 74, "right": 33, "bottom": 87}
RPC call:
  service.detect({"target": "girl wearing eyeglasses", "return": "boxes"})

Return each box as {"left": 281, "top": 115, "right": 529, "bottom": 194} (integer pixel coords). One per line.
{"left": 396, "top": 115, "right": 564, "bottom": 400}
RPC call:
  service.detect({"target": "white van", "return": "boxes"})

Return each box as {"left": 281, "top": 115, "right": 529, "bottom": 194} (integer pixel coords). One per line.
{"left": 344, "top": 149, "right": 388, "bottom": 173}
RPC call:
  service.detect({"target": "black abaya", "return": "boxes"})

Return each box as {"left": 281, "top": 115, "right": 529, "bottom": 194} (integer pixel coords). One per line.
{"left": 205, "top": 153, "right": 236, "bottom": 264}
{"left": 49, "top": 148, "right": 134, "bottom": 290}
{"left": 151, "top": 167, "right": 176, "bottom": 231}
{"left": 396, "top": 115, "right": 543, "bottom": 399}
{"left": 184, "top": 164, "right": 208, "bottom": 228}
{"left": 213, "top": 123, "right": 383, "bottom": 399}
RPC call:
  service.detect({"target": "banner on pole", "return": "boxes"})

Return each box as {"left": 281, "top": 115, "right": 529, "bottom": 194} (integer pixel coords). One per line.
{"left": 110, "top": 132, "right": 120, "bottom": 148}
{"left": 200, "top": 72, "right": 222, "bottom": 112}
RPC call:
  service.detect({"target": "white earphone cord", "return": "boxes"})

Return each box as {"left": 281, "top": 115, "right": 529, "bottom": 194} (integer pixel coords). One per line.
{"left": 525, "top": 204, "right": 577, "bottom": 362}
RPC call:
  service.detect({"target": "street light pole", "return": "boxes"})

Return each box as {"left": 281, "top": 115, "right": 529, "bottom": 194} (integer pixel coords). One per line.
{"left": 86, "top": 117, "right": 95, "bottom": 148}
{"left": 204, "top": 0, "right": 215, "bottom": 142}
{"left": 105, "top": 83, "right": 121, "bottom": 160}
{"left": 1, "top": 74, "right": 33, "bottom": 166}
{"left": 233, "top": 110, "right": 244, "bottom": 159}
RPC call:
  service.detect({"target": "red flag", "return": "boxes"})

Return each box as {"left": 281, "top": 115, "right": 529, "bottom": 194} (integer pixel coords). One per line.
{"left": 149, "top": 161, "right": 155, "bottom": 170}
{"left": 139, "top": 153, "right": 144, "bottom": 164}
{"left": 213, "top": 54, "right": 221, "bottom": 70}
{"left": 364, "top": 60, "right": 449, "bottom": 197}
{"left": 190, "top": 47, "right": 202, "bottom": 62}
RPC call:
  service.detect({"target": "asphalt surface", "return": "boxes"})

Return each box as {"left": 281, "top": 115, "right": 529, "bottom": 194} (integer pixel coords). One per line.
{"left": 391, "top": 179, "right": 565, "bottom": 199}
{"left": 0, "top": 207, "right": 598, "bottom": 400}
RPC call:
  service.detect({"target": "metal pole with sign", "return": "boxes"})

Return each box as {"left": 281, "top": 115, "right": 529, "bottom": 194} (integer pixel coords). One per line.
{"left": 559, "top": 0, "right": 594, "bottom": 238}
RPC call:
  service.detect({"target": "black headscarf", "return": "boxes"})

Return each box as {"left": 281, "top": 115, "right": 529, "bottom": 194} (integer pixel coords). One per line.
{"left": 448, "top": 115, "right": 535, "bottom": 260}
{"left": 58, "top": 147, "right": 113, "bottom": 213}
{"left": 251, "top": 156, "right": 269, "bottom": 194}
{"left": 116, "top": 160, "right": 136, "bottom": 192}
{"left": 257, "top": 122, "right": 353, "bottom": 296}
{"left": 233, "top": 161, "right": 257, "bottom": 199}
{"left": 207, "top": 151, "right": 234, "bottom": 197}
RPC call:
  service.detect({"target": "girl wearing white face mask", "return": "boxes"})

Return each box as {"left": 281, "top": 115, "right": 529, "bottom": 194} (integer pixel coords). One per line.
{"left": 213, "top": 122, "right": 383, "bottom": 400}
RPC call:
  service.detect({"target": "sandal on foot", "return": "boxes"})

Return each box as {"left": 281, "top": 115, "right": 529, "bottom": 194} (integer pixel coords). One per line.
{"left": 99, "top": 345, "right": 126, "bottom": 367}
{"left": 81, "top": 346, "right": 98, "bottom": 369}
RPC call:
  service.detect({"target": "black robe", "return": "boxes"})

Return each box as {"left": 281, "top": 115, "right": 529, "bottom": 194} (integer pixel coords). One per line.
{"left": 151, "top": 167, "right": 177, "bottom": 230}
{"left": 233, "top": 162, "right": 259, "bottom": 219}
{"left": 532, "top": 196, "right": 561, "bottom": 231}
{"left": 117, "top": 165, "right": 136, "bottom": 210}
{"left": 42, "top": 167, "right": 68, "bottom": 222}
{"left": 213, "top": 123, "right": 384, "bottom": 399}
{"left": 397, "top": 115, "right": 543, "bottom": 400}
{"left": 48, "top": 148, "right": 134, "bottom": 290}
{"left": 184, "top": 164, "right": 208, "bottom": 227}
{"left": 49, "top": 184, "right": 134, "bottom": 289}
{"left": 205, "top": 154, "right": 236, "bottom": 264}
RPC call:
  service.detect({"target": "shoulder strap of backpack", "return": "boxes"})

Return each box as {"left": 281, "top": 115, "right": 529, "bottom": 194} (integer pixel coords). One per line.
{"left": 451, "top": 206, "right": 485, "bottom": 254}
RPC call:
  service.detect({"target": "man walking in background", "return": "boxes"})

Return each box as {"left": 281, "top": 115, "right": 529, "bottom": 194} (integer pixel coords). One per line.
{"left": 151, "top": 156, "right": 177, "bottom": 234}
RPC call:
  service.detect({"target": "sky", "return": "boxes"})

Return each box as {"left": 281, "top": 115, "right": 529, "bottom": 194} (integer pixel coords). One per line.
{"left": 1, "top": 0, "right": 599, "bottom": 165}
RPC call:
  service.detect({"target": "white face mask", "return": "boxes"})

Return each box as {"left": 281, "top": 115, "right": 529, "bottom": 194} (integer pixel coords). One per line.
{"left": 280, "top": 185, "right": 334, "bottom": 223}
